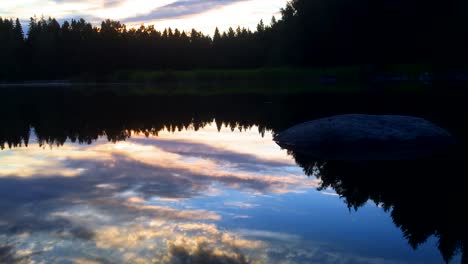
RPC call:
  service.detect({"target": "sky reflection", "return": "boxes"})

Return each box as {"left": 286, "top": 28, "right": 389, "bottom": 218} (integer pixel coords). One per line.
{"left": 0, "top": 123, "right": 447, "bottom": 263}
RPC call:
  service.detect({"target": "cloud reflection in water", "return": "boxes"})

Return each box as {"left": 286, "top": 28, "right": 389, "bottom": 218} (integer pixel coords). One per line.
{"left": 0, "top": 122, "right": 433, "bottom": 263}
{"left": 0, "top": 123, "right": 324, "bottom": 263}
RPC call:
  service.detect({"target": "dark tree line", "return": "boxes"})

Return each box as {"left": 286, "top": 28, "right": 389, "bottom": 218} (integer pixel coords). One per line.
{"left": 0, "top": 18, "right": 24, "bottom": 80}
{"left": 0, "top": 16, "right": 277, "bottom": 80}
{"left": 275, "top": 0, "right": 468, "bottom": 66}
{"left": 1, "top": 0, "right": 468, "bottom": 80}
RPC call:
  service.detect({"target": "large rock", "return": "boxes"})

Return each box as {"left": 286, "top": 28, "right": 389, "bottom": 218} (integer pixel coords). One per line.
{"left": 274, "top": 114, "right": 455, "bottom": 160}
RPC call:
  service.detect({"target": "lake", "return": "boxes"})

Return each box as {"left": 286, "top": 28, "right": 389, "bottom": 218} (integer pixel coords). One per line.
{"left": 0, "top": 86, "right": 466, "bottom": 264}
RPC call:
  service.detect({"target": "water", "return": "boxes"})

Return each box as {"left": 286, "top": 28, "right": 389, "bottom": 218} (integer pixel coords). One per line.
{"left": 0, "top": 87, "right": 466, "bottom": 263}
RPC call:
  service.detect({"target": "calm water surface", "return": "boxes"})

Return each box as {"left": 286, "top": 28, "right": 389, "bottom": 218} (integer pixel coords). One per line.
{"left": 0, "top": 88, "right": 466, "bottom": 263}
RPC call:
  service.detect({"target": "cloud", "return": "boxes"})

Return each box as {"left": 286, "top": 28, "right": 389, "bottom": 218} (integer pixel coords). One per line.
{"left": 0, "top": 123, "right": 332, "bottom": 264}
{"left": 119, "top": 202, "right": 221, "bottom": 221}
{"left": 0, "top": 245, "right": 20, "bottom": 264}
{"left": 224, "top": 202, "right": 259, "bottom": 209}
{"left": 0, "top": 0, "right": 287, "bottom": 34}
{"left": 130, "top": 136, "right": 293, "bottom": 172}
{"left": 236, "top": 229, "right": 301, "bottom": 242}
{"left": 51, "top": 0, "right": 120, "bottom": 9}
{"left": 122, "top": 0, "right": 248, "bottom": 23}
{"left": 177, "top": 223, "right": 219, "bottom": 235}
{"left": 162, "top": 241, "right": 253, "bottom": 264}
{"left": 0, "top": 208, "right": 96, "bottom": 241}
{"left": 321, "top": 191, "right": 339, "bottom": 197}
{"left": 0, "top": 125, "right": 313, "bottom": 203}
{"left": 6, "top": 0, "right": 249, "bottom": 23}
{"left": 0, "top": 124, "right": 315, "bottom": 260}
{"left": 0, "top": 244, "right": 38, "bottom": 264}
{"left": 72, "top": 258, "right": 106, "bottom": 264}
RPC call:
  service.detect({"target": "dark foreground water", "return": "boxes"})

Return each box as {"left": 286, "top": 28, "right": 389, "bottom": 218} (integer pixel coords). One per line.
{"left": 0, "top": 87, "right": 467, "bottom": 264}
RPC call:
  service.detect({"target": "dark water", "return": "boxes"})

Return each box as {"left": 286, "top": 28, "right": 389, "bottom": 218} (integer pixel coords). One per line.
{"left": 0, "top": 87, "right": 467, "bottom": 264}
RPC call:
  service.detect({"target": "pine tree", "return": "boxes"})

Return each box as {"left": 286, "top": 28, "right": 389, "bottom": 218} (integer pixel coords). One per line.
{"left": 227, "top": 27, "right": 235, "bottom": 39}
{"left": 14, "top": 18, "right": 23, "bottom": 39}
{"left": 213, "top": 27, "right": 221, "bottom": 44}
{"left": 271, "top": 16, "right": 277, "bottom": 26}
{"left": 256, "top": 19, "right": 265, "bottom": 33}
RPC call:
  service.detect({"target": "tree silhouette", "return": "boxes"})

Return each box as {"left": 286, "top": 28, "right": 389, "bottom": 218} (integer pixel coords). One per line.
{"left": 0, "top": 17, "right": 24, "bottom": 80}
{"left": 1, "top": 0, "right": 468, "bottom": 80}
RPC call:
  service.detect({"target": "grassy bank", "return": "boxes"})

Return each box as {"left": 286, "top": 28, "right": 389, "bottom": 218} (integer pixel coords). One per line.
{"left": 85, "top": 66, "right": 414, "bottom": 82}
{"left": 104, "top": 67, "right": 359, "bottom": 82}
{"left": 3, "top": 65, "right": 466, "bottom": 95}
{"left": 81, "top": 64, "right": 467, "bottom": 82}
{"left": 74, "top": 65, "right": 465, "bottom": 94}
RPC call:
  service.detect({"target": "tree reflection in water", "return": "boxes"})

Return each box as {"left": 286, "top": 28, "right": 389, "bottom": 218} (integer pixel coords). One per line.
{"left": 2, "top": 86, "right": 468, "bottom": 263}
{"left": 287, "top": 147, "right": 467, "bottom": 263}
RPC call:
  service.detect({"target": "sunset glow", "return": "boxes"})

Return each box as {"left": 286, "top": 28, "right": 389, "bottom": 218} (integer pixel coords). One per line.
{"left": 0, "top": 0, "right": 287, "bottom": 34}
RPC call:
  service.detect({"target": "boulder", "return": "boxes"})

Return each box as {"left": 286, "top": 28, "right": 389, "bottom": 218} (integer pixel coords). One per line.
{"left": 274, "top": 114, "right": 455, "bottom": 160}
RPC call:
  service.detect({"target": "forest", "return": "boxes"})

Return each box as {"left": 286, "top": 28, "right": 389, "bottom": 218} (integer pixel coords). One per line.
{"left": 1, "top": 0, "right": 468, "bottom": 81}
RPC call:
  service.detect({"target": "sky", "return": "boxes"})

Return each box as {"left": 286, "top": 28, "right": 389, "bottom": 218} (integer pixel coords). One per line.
{"left": 0, "top": 0, "right": 288, "bottom": 34}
